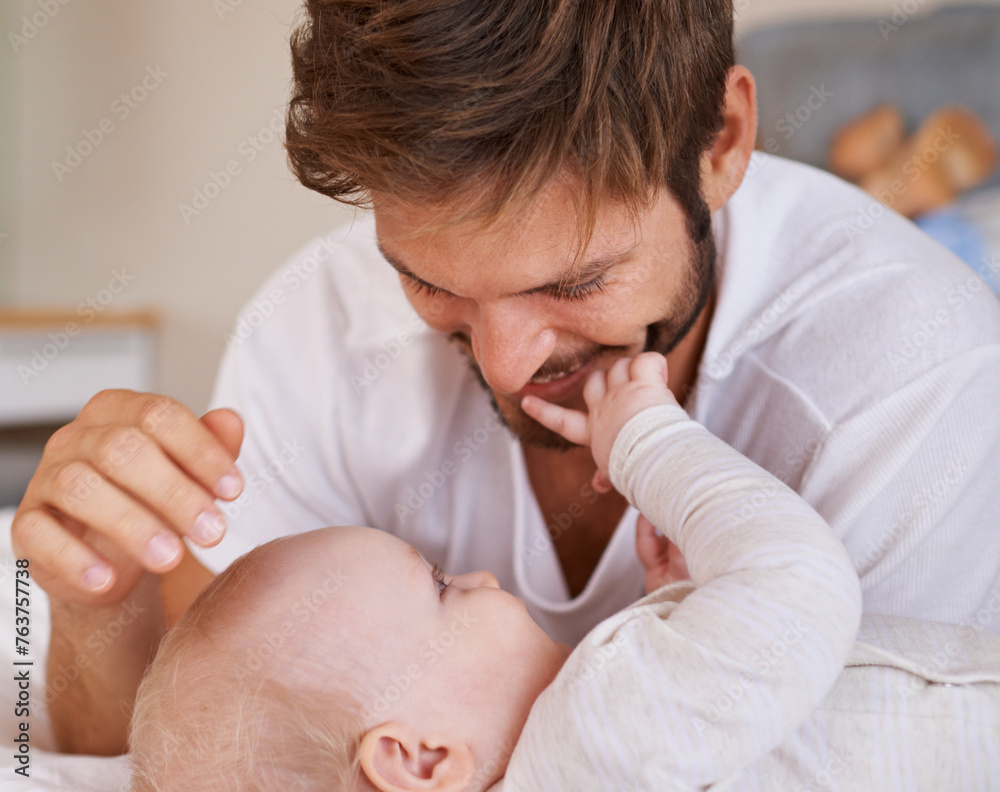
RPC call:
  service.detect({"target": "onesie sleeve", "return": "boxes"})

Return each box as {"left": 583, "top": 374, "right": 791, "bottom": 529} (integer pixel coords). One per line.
{"left": 503, "top": 403, "right": 863, "bottom": 791}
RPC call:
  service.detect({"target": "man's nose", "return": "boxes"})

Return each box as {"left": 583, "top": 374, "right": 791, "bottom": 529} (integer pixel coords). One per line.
{"left": 452, "top": 569, "right": 500, "bottom": 590}
{"left": 469, "top": 302, "right": 558, "bottom": 395}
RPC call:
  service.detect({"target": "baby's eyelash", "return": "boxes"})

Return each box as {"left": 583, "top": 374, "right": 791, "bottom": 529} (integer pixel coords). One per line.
{"left": 431, "top": 563, "right": 450, "bottom": 598}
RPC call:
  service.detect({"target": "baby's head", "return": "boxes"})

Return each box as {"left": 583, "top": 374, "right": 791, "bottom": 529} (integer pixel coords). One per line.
{"left": 129, "top": 526, "right": 569, "bottom": 792}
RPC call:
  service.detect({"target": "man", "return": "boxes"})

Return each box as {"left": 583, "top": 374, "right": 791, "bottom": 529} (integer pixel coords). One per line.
{"left": 14, "top": 0, "right": 1000, "bottom": 757}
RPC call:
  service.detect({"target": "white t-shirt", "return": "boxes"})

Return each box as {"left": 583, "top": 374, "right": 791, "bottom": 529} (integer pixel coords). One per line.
{"left": 192, "top": 153, "right": 1000, "bottom": 644}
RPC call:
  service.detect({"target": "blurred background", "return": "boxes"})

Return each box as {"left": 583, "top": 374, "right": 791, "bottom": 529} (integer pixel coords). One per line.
{"left": 1, "top": 0, "right": 999, "bottom": 506}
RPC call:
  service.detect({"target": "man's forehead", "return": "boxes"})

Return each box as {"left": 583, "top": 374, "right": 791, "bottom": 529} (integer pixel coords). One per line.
{"left": 374, "top": 201, "right": 642, "bottom": 286}
{"left": 371, "top": 177, "right": 646, "bottom": 255}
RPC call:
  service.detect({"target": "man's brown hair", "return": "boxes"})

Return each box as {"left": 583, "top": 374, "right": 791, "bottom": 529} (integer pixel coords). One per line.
{"left": 286, "top": 0, "right": 735, "bottom": 247}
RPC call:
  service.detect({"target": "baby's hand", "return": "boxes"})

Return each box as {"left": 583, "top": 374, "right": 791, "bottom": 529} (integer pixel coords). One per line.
{"left": 521, "top": 352, "right": 678, "bottom": 492}
{"left": 636, "top": 513, "right": 691, "bottom": 592}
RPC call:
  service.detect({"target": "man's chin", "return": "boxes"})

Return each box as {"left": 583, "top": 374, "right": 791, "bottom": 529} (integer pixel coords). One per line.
{"left": 491, "top": 393, "right": 579, "bottom": 451}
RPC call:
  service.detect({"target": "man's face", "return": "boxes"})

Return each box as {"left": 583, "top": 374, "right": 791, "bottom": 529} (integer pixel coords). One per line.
{"left": 373, "top": 176, "right": 715, "bottom": 448}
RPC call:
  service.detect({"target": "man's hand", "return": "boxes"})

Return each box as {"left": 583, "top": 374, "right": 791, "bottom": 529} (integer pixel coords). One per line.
{"left": 521, "top": 352, "right": 678, "bottom": 492}
{"left": 11, "top": 390, "right": 244, "bottom": 607}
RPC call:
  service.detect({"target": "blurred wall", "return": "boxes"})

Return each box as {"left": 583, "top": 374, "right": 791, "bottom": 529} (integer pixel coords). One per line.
{"left": 4, "top": 0, "right": 998, "bottom": 413}
{"left": 5, "top": 0, "right": 347, "bottom": 413}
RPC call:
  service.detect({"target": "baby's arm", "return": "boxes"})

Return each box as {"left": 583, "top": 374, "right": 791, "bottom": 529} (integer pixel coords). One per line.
{"left": 513, "top": 354, "right": 863, "bottom": 788}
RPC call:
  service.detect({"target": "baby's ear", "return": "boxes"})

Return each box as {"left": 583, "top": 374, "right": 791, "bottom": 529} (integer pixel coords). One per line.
{"left": 359, "top": 723, "right": 475, "bottom": 792}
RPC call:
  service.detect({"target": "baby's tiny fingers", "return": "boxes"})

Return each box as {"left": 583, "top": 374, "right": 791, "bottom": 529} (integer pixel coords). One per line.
{"left": 629, "top": 352, "right": 669, "bottom": 384}
{"left": 635, "top": 513, "right": 669, "bottom": 566}
{"left": 521, "top": 396, "right": 590, "bottom": 446}
{"left": 582, "top": 368, "right": 607, "bottom": 409}
{"left": 606, "top": 356, "right": 633, "bottom": 388}
{"left": 590, "top": 468, "right": 613, "bottom": 494}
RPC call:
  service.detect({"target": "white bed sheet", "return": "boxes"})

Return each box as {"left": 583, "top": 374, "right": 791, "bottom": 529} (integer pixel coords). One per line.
{"left": 0, "top": 507, "right": 131, "bottom": 791}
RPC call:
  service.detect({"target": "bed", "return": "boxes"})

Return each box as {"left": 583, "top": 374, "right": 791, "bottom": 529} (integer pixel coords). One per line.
{"left": 4, "top": 5, "right": 1000, "bottom": 790}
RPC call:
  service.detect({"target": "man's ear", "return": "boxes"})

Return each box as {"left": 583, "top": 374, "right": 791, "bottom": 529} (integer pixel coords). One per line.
{"left": 700, "top": 65, "right": 759, "bottom": 212}
{"left": 359, "top": 722, "right": 476, "bottom": 792}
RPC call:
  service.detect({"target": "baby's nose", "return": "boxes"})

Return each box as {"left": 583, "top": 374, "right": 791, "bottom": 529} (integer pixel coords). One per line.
{"left": 456, "top": 570, "right": 500, "bottom": 590}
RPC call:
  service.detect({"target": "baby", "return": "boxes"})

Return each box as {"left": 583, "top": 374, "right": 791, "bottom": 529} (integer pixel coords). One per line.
{"left": 128, "top": 353, "right": 1000, "bottom": 791}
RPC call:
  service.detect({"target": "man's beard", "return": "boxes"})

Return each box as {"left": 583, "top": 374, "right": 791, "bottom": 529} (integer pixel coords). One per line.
{"left": 450, "top": 209, "right": 717, "bottom": 450}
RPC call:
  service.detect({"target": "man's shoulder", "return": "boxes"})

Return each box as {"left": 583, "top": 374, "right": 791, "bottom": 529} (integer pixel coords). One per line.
{"left": 706, "top": 154, "right": 1000, "bottom": 423}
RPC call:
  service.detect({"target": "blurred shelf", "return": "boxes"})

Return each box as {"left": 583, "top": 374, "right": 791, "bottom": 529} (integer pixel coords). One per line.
{"left": 0, "top": 308, "right": 159, "bottom": 426}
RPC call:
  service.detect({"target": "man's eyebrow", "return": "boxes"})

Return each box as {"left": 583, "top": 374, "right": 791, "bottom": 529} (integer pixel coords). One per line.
{"left": 377, "top": 242, "right": 445, "bottom": 293}
{"left": 376, "top": 240, "right": 634, "bottom": 298}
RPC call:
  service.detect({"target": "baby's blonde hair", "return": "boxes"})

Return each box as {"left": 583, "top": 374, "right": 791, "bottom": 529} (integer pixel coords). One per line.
{"left": 128, "top": 545, "right": 372, "bottom": 792}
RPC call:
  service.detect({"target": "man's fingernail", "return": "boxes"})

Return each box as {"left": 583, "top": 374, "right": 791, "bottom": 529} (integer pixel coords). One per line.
{"left": 216, "top": 468, "right": 242, "bottom": 499}
{"left": 145, "top": 533, "right": 183, "bottom": 568}
{"left": 82, "top": 562, "right": 113, "bottom": 591}
{"left": 191, "top": 510, "right": 226, "bottom": 546}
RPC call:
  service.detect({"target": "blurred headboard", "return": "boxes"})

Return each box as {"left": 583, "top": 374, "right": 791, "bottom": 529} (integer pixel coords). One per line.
{"left": 737, "top": 4, "right": 1000, "bottom": 187}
